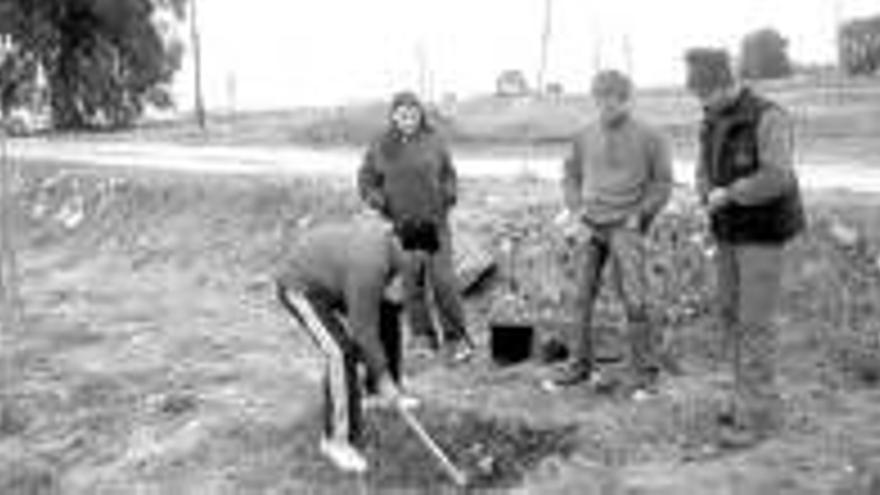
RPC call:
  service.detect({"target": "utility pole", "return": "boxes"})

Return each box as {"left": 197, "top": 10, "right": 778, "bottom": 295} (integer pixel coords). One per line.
{"left": 190, "top": 0, "right": 206, "bottom": 129}
{"left": 623, "top": 33, "right": 634, "bottom": 77}
{"left": 416, "top": 41, "right": 428, "bottom": 100}
{"left": 833, "top": 0, "right": 844, "bottom": 72}
{"left": 536, "top": 0, "right": 553, "bottom": 95}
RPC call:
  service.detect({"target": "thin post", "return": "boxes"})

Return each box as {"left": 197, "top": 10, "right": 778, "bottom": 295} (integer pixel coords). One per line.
{"left": 0, "top": 93, "right": 20, "bottom": 333}
{"left": 190, "top": 0, "right": 206, "bottom": 129}
{"left": 0, "top": 35, "right": 20, "bottom": 334}
{"left": 536, "top": 0, "right": 553, "bottom": 95}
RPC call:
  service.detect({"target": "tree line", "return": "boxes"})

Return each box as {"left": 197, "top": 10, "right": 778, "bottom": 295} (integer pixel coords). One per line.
{"left": 0, "top": 0, "right": 186, "bottom": 130}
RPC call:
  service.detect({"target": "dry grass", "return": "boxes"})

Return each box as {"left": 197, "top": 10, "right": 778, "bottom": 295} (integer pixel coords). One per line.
{"left": 2, "top": 162, "right": 880, "bottom": 493}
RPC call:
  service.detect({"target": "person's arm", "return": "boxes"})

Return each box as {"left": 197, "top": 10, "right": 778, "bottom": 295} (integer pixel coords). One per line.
{"left": 345, "top": 265, "right": 390, "bottom": 382}
{"left": 561, "top": 135, "right": 584, "bottom": 214}
{"left": 637, "top": 128, "right": 674, "bottom": 223}
{"left": 438, "top": 145, "right": 458, "bottom": 211}
{"left": 726, "top": 108, "right": 796, "bottom": 205}
{"left": 695, "top": 120, "right": 711, "bottom": 205}
{"left": 357, "top": 144, "right": 387, "bottom": 213}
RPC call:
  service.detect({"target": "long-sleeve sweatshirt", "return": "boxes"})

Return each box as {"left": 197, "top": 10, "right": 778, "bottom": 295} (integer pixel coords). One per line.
{"left": 276, "top": 218, "right": 407, "bottom": 380}
{"left": 562, "top": 115, "right": 673, "bottom": 227}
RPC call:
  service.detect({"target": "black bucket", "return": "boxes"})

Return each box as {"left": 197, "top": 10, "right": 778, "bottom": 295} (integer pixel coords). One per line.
{"left": 489, "top": 322, "right": 534, "bottom": 366}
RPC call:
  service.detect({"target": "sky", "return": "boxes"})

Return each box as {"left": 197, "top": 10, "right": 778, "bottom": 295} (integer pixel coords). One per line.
{"left": 169, "top": 0, "right": 880, "bottom": 110}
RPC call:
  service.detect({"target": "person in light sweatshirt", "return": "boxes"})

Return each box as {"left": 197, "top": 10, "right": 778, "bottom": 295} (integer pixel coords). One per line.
{"left": 552, "top": 70, "right": 674, "bottom": 396}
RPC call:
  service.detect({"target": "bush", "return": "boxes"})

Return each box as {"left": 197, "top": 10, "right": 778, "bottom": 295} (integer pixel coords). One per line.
{"left": 739, "top": 28, "right": 793, "bottom": 80}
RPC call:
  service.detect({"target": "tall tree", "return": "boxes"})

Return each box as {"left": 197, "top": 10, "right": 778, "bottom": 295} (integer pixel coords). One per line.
{"left": 0, "top": 0, "right": 187, "bottom": 129}
{"left": 839, "top": 14, "right": 880, "bottom": 76}
{"left": 739, "top": 28, "right": 793, "bottom": 80}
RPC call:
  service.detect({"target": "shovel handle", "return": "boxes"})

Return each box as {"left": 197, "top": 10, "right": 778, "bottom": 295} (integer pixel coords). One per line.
{"left": 396, "top": 405, "right": 469, "bottom": 487}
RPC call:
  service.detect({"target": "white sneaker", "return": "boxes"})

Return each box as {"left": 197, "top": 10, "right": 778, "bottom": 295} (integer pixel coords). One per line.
{"left": 319, "top": 437, "right": 368, "bottom": 473}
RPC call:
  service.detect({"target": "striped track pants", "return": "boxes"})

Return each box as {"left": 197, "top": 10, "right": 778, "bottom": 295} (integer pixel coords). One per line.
{"left": 277, "top": 283, "right": 401, "bottom": 444}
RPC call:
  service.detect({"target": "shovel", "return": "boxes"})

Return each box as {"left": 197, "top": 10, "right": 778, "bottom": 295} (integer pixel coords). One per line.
{"left": 395, "top": 403, "right": 469, "bottom": 487}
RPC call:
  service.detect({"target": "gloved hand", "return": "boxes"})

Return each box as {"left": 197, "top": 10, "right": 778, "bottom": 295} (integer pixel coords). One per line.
{"left": 706, "top": 187, "right": 732, "bottom": 212}
{"left": 375, "top": 374, "right": 420, "bottom": 410}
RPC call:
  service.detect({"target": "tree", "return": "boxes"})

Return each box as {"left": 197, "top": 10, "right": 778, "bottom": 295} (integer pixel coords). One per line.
{"left": 739, "top": 28, "right": 793, "bottom": 80}
{"left": 839, "top": 14, "right": 880, "bottom": 76}
{"left": 0, "top": 0, "right": 187, "bottom": 130}
{"left": 0, "top": 41, "right": 38, "bottom": 119}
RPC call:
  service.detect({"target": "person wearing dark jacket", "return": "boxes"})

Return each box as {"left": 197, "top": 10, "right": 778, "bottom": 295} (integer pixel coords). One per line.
{"left": 358, "top": 90, "right": 474, "bottom": 362}
{"left": 275, "top": 215, "right": 425, "bottom": 473}
{"left": 685, "top": 48, "right": 805, "bottom": 449}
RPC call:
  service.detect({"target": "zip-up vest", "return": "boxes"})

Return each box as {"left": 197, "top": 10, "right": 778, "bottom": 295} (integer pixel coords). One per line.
{"left": 700, "top": 90, "right": 805, "bottom": 244}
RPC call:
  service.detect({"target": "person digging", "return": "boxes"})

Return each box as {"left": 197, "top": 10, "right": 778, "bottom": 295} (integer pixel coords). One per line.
{"left": 276, "top": 215, "right": 437, "bottom": 473}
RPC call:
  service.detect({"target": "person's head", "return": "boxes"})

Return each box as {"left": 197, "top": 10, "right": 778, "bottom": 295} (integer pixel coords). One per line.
{"left": 388, "top": 90, "right": 428, "bottom": 138}
{"left": 591, "top": 70, "right": 633, "bottom": 126}
{"left": 684, "top": 48, "right": 738, "bottom": 110}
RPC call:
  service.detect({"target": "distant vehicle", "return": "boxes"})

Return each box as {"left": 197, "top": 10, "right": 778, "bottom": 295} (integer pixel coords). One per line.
{"left": 3, "top": 107, "right": 51, "bottom": 136}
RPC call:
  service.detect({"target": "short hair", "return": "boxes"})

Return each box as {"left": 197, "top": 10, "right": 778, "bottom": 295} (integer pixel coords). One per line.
{"left": 394, "top": 219, "right": 440, "bottom": 253}
{"left": 591, "top": 70, "right": 633, "bottom": 100}
{"left": 684, "top": 48, "right": 734, "bottom": 93}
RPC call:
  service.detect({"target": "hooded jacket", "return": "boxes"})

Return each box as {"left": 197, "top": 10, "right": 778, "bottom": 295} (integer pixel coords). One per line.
{"left": 358, "top": 91, "right": 457, "bottom": 226}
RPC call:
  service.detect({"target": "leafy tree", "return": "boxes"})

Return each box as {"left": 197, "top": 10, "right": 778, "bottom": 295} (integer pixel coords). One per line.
{"left": 739, "top": 28, "right": 792, "bottom": 80}
{"left": 839, "top": 14, "right": 880, "bottom": 76}
{"left": 0, "top": 42, "right": 39, "bottom": 119}
{"left": 0, "top": 0, "right": 186, "bottom": 129}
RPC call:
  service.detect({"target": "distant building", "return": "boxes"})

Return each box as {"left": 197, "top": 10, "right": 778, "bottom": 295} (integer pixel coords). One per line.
{"left": 495, "top": 70, "right": 530, "bottom": 97}
{"left": 545, "top": 82, "right": 564, "bottom": 97}
{"left": 438, "top": 92, "right": 458, "bottom": 118}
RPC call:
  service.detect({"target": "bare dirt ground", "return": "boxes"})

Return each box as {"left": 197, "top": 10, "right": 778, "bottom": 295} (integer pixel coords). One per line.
{"left": 2, "top": 160, "right": 880, "bottom": 494}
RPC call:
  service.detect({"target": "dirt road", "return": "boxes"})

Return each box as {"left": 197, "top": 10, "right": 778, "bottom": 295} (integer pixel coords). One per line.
{"left": 10, "top": 138, "right": 880, "bottom": 193}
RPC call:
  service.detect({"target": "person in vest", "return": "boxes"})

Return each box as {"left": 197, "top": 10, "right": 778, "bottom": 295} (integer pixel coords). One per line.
{"left": 550, "top": 70, "right": 674, "bottom": 397}
{"left": 275, "top": 215, "right": 425, "bottom": 473}
{"left": 358, "top": 90, "right": 474, "bottom": 363}
{"left": 684, "top": 48, "right": 805, "bottom": 449}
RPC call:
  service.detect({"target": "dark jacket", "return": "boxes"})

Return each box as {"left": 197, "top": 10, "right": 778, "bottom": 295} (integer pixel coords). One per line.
{"left": 358, "top": 93, "right": 457, "bottom": 227}
{"left": 276, "top": 218, "right": 407, "bottom": 380}
{"left": 698, "top": 88, "right": 805, "bottom": 244}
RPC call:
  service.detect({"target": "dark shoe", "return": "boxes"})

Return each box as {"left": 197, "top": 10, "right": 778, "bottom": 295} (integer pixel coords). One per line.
{"left": 716, "top": 406, "right": 779, "bottom": 450}
{"left": 717, "top": 424, "right": 771, "bottom": 450}
{"left": 445, "top": 338, "right": 475, "bottom": 364}
{"left": 549, "top": 359, "right": 593, "bottom": 387}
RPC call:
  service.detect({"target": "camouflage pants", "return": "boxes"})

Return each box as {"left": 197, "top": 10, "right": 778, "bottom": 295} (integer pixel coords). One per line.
{"left": 715, "top": 243, "right": 784, "bottom": 430}
{"left": 572, "top": 225, "right": 658, "bottom": 378}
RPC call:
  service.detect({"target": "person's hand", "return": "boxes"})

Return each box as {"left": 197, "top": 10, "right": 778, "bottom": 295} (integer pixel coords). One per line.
{"left": 365, "top": 192, "right": 386, "bottom": 212}
{"left": 706, "top": 187, "right": 732, "bottom": 212}
{"left": 376, "top": 375, "right": 403, "bottom": 405}
{"left": 375, "top": 375, "right": 420, "bottom": 410}
{"left": 623, "top": 213, "right": 642, "bottom": 232}
{"left": 554, "top": 209, "right": 591, "bottom": 242}
{"left": 383, "top": 274, "right": 404, "bottom": 304}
